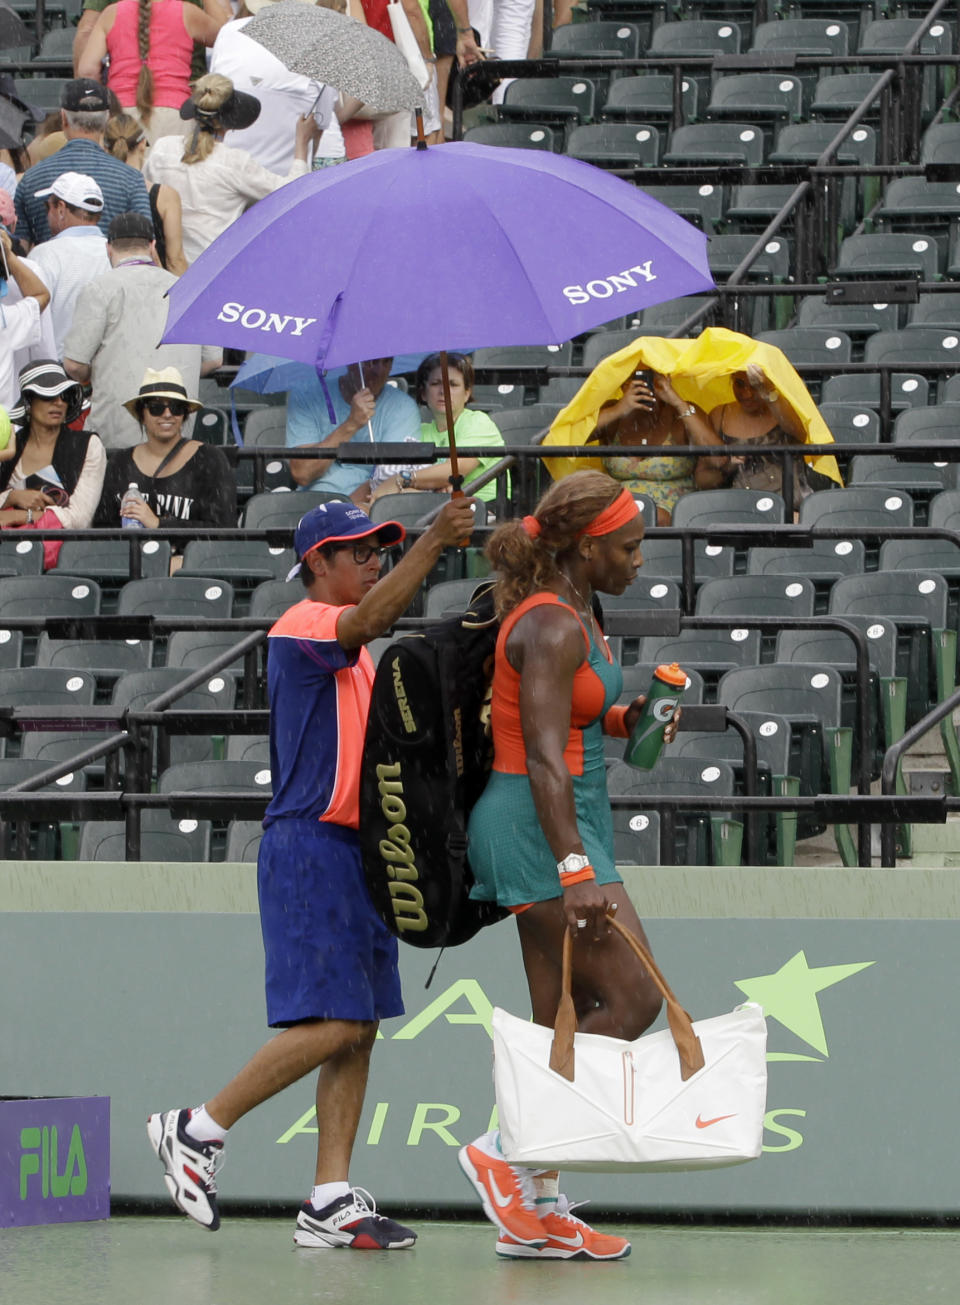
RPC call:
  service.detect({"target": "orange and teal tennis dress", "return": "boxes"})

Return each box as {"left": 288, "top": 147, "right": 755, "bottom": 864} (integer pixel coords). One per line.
{"left": 467, "top": 592, "right": 624, "bottom": 907}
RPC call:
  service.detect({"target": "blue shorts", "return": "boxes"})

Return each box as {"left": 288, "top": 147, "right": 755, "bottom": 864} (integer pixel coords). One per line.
{"left": 257, "top": 818, "right": 403, "bottom": 1028}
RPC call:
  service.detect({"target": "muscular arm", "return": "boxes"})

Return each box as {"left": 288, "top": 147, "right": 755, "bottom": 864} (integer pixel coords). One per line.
{"left": 335, "top": 497, "right": 477, "bottom": 648}
{"left": 75, "top": 8, "right": 111, "bottom": 79}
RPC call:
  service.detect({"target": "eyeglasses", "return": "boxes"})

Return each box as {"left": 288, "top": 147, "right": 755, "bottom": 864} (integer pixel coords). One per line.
{"left": 143, "top": 399, "right": 189, "bottom": 418}
{"left": 330, "top": 541, "right": 387, "bottom": 565}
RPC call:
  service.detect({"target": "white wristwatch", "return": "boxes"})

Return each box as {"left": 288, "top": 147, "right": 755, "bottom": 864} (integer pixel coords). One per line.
{"left": 557, "top": 852, "right": 591, "bottom": 877}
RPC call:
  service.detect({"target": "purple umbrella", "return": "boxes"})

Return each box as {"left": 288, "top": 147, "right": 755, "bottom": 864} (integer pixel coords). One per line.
{"left": 163, "top": 138, "right": 712, "bottom": 485}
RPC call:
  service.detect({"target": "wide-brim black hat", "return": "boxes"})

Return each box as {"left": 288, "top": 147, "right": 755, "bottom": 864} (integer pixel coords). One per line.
{"left": 180, "top": 89, "right": 261, "bottom": 132}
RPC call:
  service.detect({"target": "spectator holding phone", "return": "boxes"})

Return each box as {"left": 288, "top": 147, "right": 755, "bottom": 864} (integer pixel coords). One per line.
{"left": 0, "top": 359, "right": 107, "bottom": 567}
{"left": 588, "top": 369, "right": 725, "bottom": 525}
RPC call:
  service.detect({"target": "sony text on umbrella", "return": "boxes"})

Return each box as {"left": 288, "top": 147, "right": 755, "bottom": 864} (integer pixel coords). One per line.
{"left": 216, "top": 303, "right": 318, "bottom": 337}
{"left": 563, "top": 260, "right": 657, "bottom": 306}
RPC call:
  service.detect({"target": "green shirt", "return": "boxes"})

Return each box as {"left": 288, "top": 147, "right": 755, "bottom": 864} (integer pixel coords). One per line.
{"left": 420, "top": 407, "right": 504, "bottom": 502}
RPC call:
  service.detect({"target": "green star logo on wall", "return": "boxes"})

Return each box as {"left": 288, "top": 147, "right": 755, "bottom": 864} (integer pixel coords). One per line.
{"left": 734, "top": 950, "right": 874, "bottom": 1062}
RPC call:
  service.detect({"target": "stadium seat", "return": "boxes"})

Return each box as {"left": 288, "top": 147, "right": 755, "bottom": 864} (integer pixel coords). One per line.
{"left": 828, "top": 571, "right": 954, "bottom": 735}
{"left": 423, "top": 578, "right": 488, "bottom": 618}
{"left": 858, "top": 19, "right": 953, "bottom": 121}
{"left": 799, "top": 486, "right": 914, "bottom": 540}
{"left": 717, "top": 663, "right": 854, "bottom": 860}
{"left": 369, "top": 490, "right": 455, "bottom": 528}
{"left": 0, "top": 537, "right": 44, "bottom": 577}
{"left": 920, "top": 121, "right": 960, "bottom": 166}
{"left": 486, "top": 404, "right": 562, "bottom": 446}
{"left": 34, "top": 635, "right": 152, "bottom": 686}
{"left": 471, "top": 344, "right": 573, "bottom": 373}
{"left": 906, "top": 293, "right": 960, "bottom": 331}
{"left": 12, "top": 77, "right": 71, "bottom": 110}
{"left": 750, "top": 18, "right": 850, "bottom": 57}
{"left": 498, "top": 77, "right": 597, "bottom": 126}
{"left": 819, "top": 404, "right": 881, "bottom": 451}
{"left": 112, "top": 667, "right": 238, "bottom": 768}
{"left": 601, "top": 74, "right": 699, "bottom": 125}
{"left": 165, "top": 630, "right": 257, "bottom": 678}
{"left": 116, "top": 576, "right": 234, "bottom": 620}
{"left": 581, "top": 328, "right": 642, "bottom": 369}
{"left": 248, "top": 580, "right": 302, "bottom": 620}
{"left": 0, "top": 575, "right": 100, "bottom": 619}
{"left": 706, "top": 234, "right": 792, "bottom": 287}
{"left": 705, "top": 73, "right": 804, "bottom": 126}
{"left": 811, "top": 73, "right": 886, "bottom": 120}
{"left": 864, "top": 327, "right": 960, "bottom": 369}
{"left": 747, "top": 539, "right": 866, "bottom": 610}
{"left": 564, "top": 122, "right": 660, "bottom": 168}
{"left": 0, "top": 757, "right": 86, "bottom": 860}
{"left": 664, "top": 122, "right": 764, "bottom": 167}
{"left": 695, "top": 574, "right": 815, "bottom": 621}
{"left": 874, "top": 178, "right": 960, "bottom": 234}
{"left": 672, "top": 488, "right": 786, "bottom": 530}
{"left": 548, "top": 20, "right": 641, "bottom": 58}
{"left": 54, "top": 538, "right": 172, "bottom": 583}
{"left": 193, "top": 407, "right": 229, "bottom": 446}
{"left": 637, "top": 184, "right": 724, "bottom": 233}
{"left": 225, "top": 734, "right": 270, "bottom": 763}
{"left": 242, "top": 489, "right": 350, "bottom": 532}
{"left": 243, "top": 408, "right": 288, "bottom": 446}
{"left": 611, "top": 807, "right": 661, "bottom": 867}
{"left": 770, "top": 122, "right": 876, "bottom": 166}
{"left": 0, "top": 627, "right": 23, "bottom": 671}
{"left": 635, "top": 295, "right": 722, "bottom": 335}
{"left": 819, "top": 372, "right": 928, "bottom": 411}
{"left": 178, "top": 540, "right": 294, "bottom": 585}
{"left": 158, "top": 759, "right": 273, "bottom": 797}
{"left": 33, "top": 26, "right": 76, "bottom": 60}
{"left": 724, "top": 184, "right": 805, "bottom": 233}
{"left": 632, "top": 537, "right": 735, "bottom": 584}
{"left": 77, "top": 811, "right": 212, "bottom": 862}
{"left": 224, "top": 820, "right": 264, "bottom": 863}
{"left": 832, "top": 233, "right": 942, "bottom": 281}
{"left": 755, "top": 328, "right": 852, "bottom": 367}
{"left": 0, "top": 667, "right": 96, "bottom": 710}
{"left": 649, "top": 19, "right": 742, "bottom": 60}
{"left": 636, "top": 626, "right": 761, "bottom": 693}
{"left": 463, "top": 123, "right": 558, "bottom": 150}
{"left": 607, "top": 756, "right": 742, "bottom": 866}
{"left": 796, "top": 297, "right": 900, "bottom": 346}
{"left": 534, "top": 378, "right": 585, "bottom": 408}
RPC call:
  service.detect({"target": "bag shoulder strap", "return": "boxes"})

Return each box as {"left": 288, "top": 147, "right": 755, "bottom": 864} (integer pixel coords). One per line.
{"left": 549, "top": 914, "right": 705, "bottom": 1083}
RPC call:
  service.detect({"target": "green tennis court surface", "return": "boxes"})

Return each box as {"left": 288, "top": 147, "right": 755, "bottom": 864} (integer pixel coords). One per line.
{"left": 4, "top": 1218, "right": 960, "bottom": 1305}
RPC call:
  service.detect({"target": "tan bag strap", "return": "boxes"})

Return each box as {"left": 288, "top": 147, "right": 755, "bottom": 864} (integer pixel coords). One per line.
{"left": 549, "top": 913, "right": 705, "bottom": 1083}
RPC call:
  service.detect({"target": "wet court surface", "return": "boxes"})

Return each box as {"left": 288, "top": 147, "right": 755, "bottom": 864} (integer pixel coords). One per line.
{"left": 4, "top": 1217, "right": 960, "bottom": 1305}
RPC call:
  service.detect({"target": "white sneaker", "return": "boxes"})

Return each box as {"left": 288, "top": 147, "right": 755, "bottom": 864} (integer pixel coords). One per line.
{"left": 293, "top": 1187, "right": 417, "bottom": 1249}
{"left": 147, "top": 1108, "right": 224, "bottom": 1230}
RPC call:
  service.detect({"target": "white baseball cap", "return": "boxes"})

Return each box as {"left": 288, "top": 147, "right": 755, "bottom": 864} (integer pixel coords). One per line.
{"left": 34, "top": 171, "right": 104, "bottom": 213}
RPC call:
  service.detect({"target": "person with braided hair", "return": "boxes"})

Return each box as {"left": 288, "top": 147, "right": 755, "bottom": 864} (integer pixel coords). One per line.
{"left": 458, "top": 470, "right": 675, "bottom": 1262}
{"left": 104, "top": 113, "right": 187, "bottom": 273}
{"left": 77, "top": 0, "right": 225, "bottom": 144}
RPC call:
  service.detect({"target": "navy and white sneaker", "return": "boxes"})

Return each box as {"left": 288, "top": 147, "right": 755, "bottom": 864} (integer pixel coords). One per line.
{"left": 293, "top": 1187, "right": 417, "bottom": 1249}
{"left": 147, "top": 1108, "right": 224, "bottom": 1230}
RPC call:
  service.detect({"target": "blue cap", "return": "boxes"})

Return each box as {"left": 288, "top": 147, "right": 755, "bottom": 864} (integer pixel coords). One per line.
{"left": 292, "top": 501, "right": 406, "bottom": 569}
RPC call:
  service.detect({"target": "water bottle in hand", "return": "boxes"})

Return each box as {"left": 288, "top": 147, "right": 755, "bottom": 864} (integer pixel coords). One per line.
{"left": 121, "top": 482, "right": 146, "bottom": 529}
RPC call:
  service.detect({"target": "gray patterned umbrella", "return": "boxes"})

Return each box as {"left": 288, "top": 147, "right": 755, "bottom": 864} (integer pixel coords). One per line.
{"left": 241, "top": 1, "right": 424, "bottom": 115}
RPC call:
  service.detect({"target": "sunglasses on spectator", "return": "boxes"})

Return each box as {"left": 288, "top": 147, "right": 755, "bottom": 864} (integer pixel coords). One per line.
{"left": 143, "top": 398, "right": 189, "bottom": 417}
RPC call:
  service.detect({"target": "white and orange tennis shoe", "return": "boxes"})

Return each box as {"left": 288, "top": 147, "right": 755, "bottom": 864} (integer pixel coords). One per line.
{"left": 457, "top": 1132, "right": 546, "bottom": 1246}
{"left": 496, "top": 1195, "right": 631, "bottom": 1261}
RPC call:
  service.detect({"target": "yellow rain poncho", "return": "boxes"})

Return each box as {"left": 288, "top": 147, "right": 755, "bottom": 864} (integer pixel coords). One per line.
{"left": 542, "top": 326, "right": 842, "bottom": 486}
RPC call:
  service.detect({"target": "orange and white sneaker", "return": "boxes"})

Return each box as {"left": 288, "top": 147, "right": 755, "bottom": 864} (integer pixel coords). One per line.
{"left": 457, "top": 1132, "right": 546, "bottom": 1246}
{"left": 496, "top": 1195, "right": 631, "bottom": 1261}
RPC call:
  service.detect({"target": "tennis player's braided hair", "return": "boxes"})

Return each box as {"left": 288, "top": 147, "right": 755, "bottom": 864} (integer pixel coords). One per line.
{"left": 485, "top": 471, "right": 622, "bottom": 618}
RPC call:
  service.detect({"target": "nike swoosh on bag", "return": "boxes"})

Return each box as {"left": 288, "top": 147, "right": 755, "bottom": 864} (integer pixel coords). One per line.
{"left": 695, "top": 1113, "right": 737, "bottom": 1129}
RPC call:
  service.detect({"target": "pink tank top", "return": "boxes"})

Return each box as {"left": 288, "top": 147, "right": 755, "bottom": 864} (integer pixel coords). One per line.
{"left": 107, "top": 0, "right": 193, "bottom": 109}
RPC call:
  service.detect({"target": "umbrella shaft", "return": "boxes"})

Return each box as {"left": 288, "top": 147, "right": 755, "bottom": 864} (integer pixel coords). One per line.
{"left": 439, "top": 350, "right": 460, "bottom": 480}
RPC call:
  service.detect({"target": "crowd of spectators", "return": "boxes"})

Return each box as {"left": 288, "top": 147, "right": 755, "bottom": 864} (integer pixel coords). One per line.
{"left": 0, "top": 0, "right": 513, "bottom": 562}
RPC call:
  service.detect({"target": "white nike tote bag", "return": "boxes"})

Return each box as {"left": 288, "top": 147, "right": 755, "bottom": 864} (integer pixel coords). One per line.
{"left": 493, "top": 917, "right": 768, "bottom": 1172}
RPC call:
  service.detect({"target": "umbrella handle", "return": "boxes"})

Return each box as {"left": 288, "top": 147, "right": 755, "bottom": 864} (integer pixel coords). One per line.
{"left": 440, "top": 352, "right": 470, "bottom": 546}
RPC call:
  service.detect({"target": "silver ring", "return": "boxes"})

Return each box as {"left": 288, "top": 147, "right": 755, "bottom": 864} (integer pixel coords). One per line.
{"left": 576, "top": 919, "right": 587, "bottom": 929}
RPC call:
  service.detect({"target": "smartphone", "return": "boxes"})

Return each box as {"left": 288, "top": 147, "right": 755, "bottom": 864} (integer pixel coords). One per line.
{"left": 632, "top": 369, "right": 654, "bottom": 389}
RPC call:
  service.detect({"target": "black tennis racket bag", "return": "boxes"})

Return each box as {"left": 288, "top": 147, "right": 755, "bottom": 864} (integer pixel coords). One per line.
{"left": 359, "top": 582, "right": 508, "bottom": 948}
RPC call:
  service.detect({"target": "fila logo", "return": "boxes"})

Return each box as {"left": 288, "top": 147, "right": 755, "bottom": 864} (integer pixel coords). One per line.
{"left": 695, "top": 1113, "right": 737, "bottom": 1129}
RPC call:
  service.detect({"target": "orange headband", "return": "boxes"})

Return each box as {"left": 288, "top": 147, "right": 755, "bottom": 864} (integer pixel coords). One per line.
{"left": 580, "top": 489, "right": 640, "bottom": 537}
